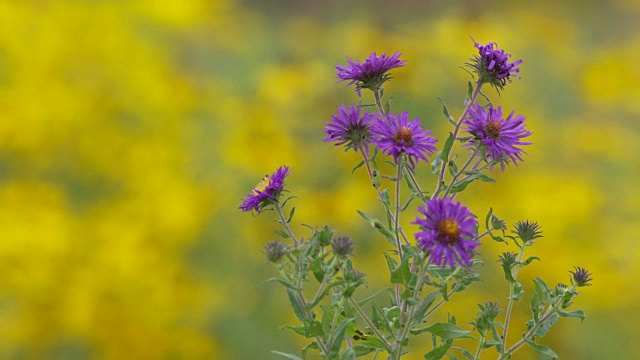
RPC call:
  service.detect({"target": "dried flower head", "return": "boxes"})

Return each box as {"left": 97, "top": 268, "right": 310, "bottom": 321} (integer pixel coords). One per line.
{"left": 331, "top": 235, "right": 355, "bottom": 258}
{"left": 467, "top": 39, "right": 522, "bottom": 90}
{"left": 570, "top": 267, "right": 593, "bottom": 287}
{"left": 413, "top": 197, "right": 479, "bottom": 268}
{"left": 464, "top": 104, "right": 532, "bottom": 171}
{"left": 264, "top": 241, "right": 288, "bottom": 263}
{"left": 239, "top": 166, "right": 291, "bottom": 213}
{"left": 370, "top": 111, "right": 437, "bottom": 168}
{"left": 336, "top": 52, "right": 407, "bottom": 96}
{"left": 324, "top": 103, "right": 377, "bottom": 152}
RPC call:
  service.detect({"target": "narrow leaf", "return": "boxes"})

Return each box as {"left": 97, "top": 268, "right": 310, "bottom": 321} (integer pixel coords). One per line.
{"left": 286, "top": 288, "right": 306, "bottom": 322}
{"left": 424, "top": 344, "right": 451, "bottom": 360}
{"left": 525, "top": 340, "right": 559, "bottom": 360}
{"left": 352, "top": 160, "right": 365, "bottom": 174}
{"left": 275, "top": 229, "right": 290, "bottom": 239}
{"left": 435, "top": 97, "right": 456, "bottom": 125}
{"left": 271, "top": 351, "right": 303, "bottom": 360}
{"left": 557, "top": 309, "right": 586, "bottom": 322}
{"left": 413, "top": 322, "right": 471, "bottom": 340}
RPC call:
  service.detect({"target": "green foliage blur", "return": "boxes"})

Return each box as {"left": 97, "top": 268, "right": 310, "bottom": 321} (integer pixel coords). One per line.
{"left": 0, "top": 0, "right": 637, "bottom": 358}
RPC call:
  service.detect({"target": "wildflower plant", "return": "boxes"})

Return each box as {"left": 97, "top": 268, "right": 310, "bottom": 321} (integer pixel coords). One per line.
{"left": 240, "top": 39, "right": 592, "bottom": 359}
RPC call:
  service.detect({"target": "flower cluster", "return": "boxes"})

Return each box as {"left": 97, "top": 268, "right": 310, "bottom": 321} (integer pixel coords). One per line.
{"left": 241, "top": 39, "right": 594, "bottom": 360}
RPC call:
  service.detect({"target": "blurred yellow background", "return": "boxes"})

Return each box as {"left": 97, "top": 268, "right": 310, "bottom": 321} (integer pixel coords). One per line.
{"left": 0, "top": 0, "right": 637, "bottom": 359}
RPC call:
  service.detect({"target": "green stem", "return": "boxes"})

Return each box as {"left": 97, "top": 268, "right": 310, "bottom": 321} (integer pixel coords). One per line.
{"left": 374, "top": 88, "right": 387, "bottom": 115}
{"left": 498, "top": 286, "right": 574, "bottom": 360}
{"left": 433, "top": 82, "right": 483, "bottom": 198}
{"left": 394, "top": 260, "right": 430, "bottom": 359}
{"left": 394, "top": 156, "right": 404, "bottom": 258}
{"left": 358, "top": 144, "right": 410, "bottom": 245}
{"left": 500, "top": 243, "right": 527, "bottom": 352}
{"left": 474, "top": 334, "right": 486, "bottom": 360}
{"left": 274, "top": 201, "right": 299, "bottom": 245}
{"left": 348, "top": 297, "right": 393, "bottom": 352}
{"left": 443, "top": 149, "right": 478, "bottom": 197}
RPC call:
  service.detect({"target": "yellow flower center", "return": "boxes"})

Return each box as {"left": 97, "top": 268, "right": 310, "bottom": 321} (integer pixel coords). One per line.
{"left": 252, "top": 176, "right": 270, "bottom": 195}
{"left": 392, "top": 126, "right": 413, "bottom": 146}
{"left": 436, "top": 218, "right": 460, "bottom": 243}
{"left": 483, "top": 119, "right": 502, "bottom": 140}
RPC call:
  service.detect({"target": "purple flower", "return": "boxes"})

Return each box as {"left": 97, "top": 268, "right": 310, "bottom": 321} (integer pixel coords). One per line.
{"left": 413, "top": 197, "right": 479, "bottom": 268}
{"left": 467, "top": 39, "right": 522, "bottom": 90}
{"left": 324, "top": 103, "right": 377, "bottom": 152}
{"left": 239, "top": 166, "right": 291, "bottom": 213}
{"left": 370, "top": 112, "right": 437, "bottom": 168}
{"left": 464, "top": 104, "right": 532, "bottom": 171}
{"left": 336, "top": 52, "right": 407, "bottom": 96}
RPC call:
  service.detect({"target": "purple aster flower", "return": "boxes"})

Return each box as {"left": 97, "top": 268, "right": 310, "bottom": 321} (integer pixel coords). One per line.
{"left": 413, "top": 197, "right": 479, "bottom": 268}
{"left": 467, "top": 39, "right": 522, "bottom": 90}
{"left": 324, "top": 103, "right": 377, "bottom": 152}
{"left": 239, "top": 166, "right": 291, "bottom": 213}
{"left": 464, "top": 104, "right": 532, "bottom": 171}
{"left": 336, "top": 52, "right": 407, "bottom": 96}
{"left": 370, "top": 111, "right": 437, "bottom": 168}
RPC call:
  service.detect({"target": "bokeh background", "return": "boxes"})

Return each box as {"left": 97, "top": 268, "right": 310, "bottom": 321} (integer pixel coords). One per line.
{"left": 0, "top": 0, "right": 638, "bottom": 359}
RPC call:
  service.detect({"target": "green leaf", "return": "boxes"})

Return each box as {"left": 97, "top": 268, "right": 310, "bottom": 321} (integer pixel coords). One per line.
{"left": 525, "top": 340, "right": 559, "bottom": 360}
{"left": 341, "top": 348, "right": 355, "bottom": 360}
{"left": 412, "top": 322, "right": 471, "bottom": 340}
{"left": 520, "top": 256, "right": 540, "bottom": 267}
{"left": 260, "top": 277, "right": 299, "bottom": 291}
{"left": 311, "top": 255, "right": 325, "bottom": 283}
{"left": 304, "top": 319, "right": 324, "bottom": 338}
{"left": 424, "top": 344, "right": 451, "bottom": 360}
{"left": 352, "top": 160, "right": 365, "bottom": 174}
{"left": 287, "top": 207, "right": 296, "bottom": 223}
{"left": 301, "top": 342, "right": 319, "bottom": 360}
{"left": 357, "top": 336, "right": 389, "bottom": 352}
{"left": 352, "top": 345, "right": 376, "bottom": 357}
{"left": 275, "top": 229, "right": 290, "bottom": 239}
{"left": 431, "top": 151, "right": 443, "bottom": 175}
{"left": 557, "top": 309, "right": 586, "bottom": 322}
{"left": 390, "top": 256, "right": 412, "bottom": 286}
{"left": 357, "top": 210, "right": 397, "bottom": 245}
{"left": 381, "top": 189, "right": 392, "bottom": 206}
{"left": 279, "top": 324, "right": 306, "bottom": 336}
{"left": 534, "top": 313, "right": 559, "bottom": 337}
{"left": 329, "top": 318, "right": 355, "bottom": 355}
{"left": 451, "top": 346, "right": 475, "bottom": 360}
{"left": 533, "top": 278, "right": 552, "bottom": 303}
{"left": 485, "top": 208, "right": 493, "bottom": 230}
{"left": 435, "top": 97, "right": 456, "bottom": 126}
{"left": 271, "top": 351, "right": 303, "bottom": 360}
{"left": 465, "top": 81, "right": 473, "bottom": 105}
{"left": 286, "top": 288, "right": 306, "bottom": 322}
{"left": 442, "top": 133, "right": 455, "bottom": 158}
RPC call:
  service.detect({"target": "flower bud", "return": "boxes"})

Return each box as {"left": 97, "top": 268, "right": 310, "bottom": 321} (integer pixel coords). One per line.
{"left": 512, "top": 220, "right": 542, "bottom": 243}
{"left": 264, "top": 241, "right": 288, "bottom": 263}
{"left": 570, "top": 267, "right": 593, "bottom": 287}
{"left": 331, "top": 235, "right": 355, "bottom": 258}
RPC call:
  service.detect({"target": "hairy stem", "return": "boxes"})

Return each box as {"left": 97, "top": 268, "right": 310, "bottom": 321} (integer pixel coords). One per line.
{"left": 348, "top": 297, "right": 393, "bottom": 352}
{"left": 274, "top": 201, "right": 299, "bottom": 245}
{"left": 433, "top": 82, "right": 483, "bottom": 198}
{"left": 501, "top": 243, "right": 527, "bottom": 351}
